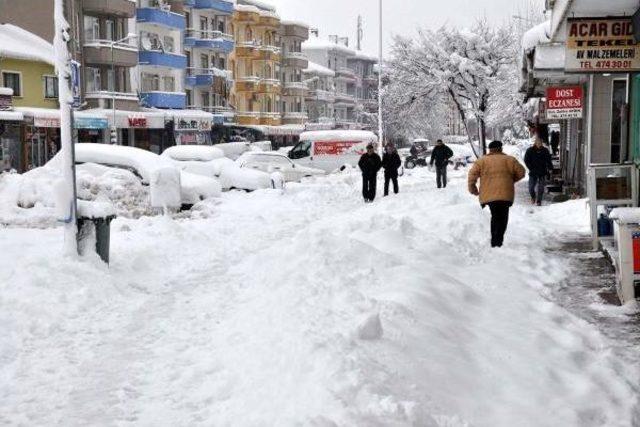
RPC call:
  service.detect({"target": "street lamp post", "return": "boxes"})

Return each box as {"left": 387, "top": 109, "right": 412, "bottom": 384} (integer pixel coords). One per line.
{"left": 377, "top": 0, "right": 384, "bottom": 155}
{"left": 110, "top": 33, "right": 137, "bottom": 144}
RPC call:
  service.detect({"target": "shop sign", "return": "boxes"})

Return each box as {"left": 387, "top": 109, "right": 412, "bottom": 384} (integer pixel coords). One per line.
{"left": 74, "top": 117, "right": 108, "bottom": 130}
{"left": 545, "top": 86, "right": 584, "bottom": 120}
{"left": 314, "top": 141, "right": 365, "bottom": 156}
{"left": 71, "top": 61, "right": 81, "bottom": 108}
{"left": 175, "top": 118, "right": 212, "bottom": 132}
{"left": 34, "top": 117, "right": 60, "bottom": 128}
{"left": 128, "top": 116, "right": 148, "bottom": 128}
{"left": 633, "top": 231, "right": 640, "bottom": 274}
{"left": 0, "top": 94, "right": 12, "bottom": 110}
{"left": 566, "top": 18, "right": 640, "bottom": 73}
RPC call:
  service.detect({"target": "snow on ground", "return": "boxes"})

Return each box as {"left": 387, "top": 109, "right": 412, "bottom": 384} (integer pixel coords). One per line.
{"left": 1, "top": 167, "right": 639, "bottom": 426}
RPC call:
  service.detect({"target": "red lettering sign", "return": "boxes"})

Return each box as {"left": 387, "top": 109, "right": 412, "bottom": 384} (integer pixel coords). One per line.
{"left": 545, "top": 86, "right": 584, "bottom": 120}
{"left": 314, "top": 141, "right": 366, "bottom": 156}
{"left": 128, "top": 117, "right": 148, "bottom": 128}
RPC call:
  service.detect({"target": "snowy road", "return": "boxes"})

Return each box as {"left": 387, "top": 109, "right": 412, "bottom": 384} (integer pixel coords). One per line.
{"left": 1, "top": 168, "right": 639, "bottom": 426}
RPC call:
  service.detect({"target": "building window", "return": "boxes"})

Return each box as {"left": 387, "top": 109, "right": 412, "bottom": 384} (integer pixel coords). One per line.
{"left": 86, "top": 67, "right": 101, "bottom": 92}
{"left": 201, "top": 92, "right": 210, "bottom": 108}
{"left": 611, "top": 79, "right": 629, "bottom": 163}
{"left": 2, "top": 72, "right": 21, "bottom": 97}
{"left": 163, "top": 76, "right": 175, "bottom": 92}
{"left": 84, "top": 15, "right": 99, "bottom": 42}
{"left": 43, "top": 76, "right": 58, "bottom": 98}
{"left": 201, "top": 54, "right": 209, "bottom": 69}
{"left": 186, "top": 89, "right": 192, "bottom": 106}
{"left": 163, "top": 36, "right": 175, "bottom": 53}
{"left": 200, "top": 16, "right": 208, "bottom": 35}
{"left": 105, "top": 18, "right": 115, "bottom": 41}
{"left": 142, "top": 73, "right": 160, "bottom": 92}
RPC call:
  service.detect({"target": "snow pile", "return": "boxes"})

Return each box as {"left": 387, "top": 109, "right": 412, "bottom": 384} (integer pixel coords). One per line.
{"left": 162, "top": 145, "right": 225, "bottom": 162}
{"left": 0, "top": 168, "right": 638, "bottom": 425}
{"left": 77, "top": 200, "right": 116, "bottom": 219}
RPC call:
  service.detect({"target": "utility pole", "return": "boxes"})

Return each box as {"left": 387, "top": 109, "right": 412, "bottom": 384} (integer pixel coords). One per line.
{"left": 357, "top": 15, "right": 363, "bottom": 51}
{"left": 377, "top": 0, "right": 384, "bottom": 154}
{"left": 54, "top": 0, "right": 78, "bottom": 255}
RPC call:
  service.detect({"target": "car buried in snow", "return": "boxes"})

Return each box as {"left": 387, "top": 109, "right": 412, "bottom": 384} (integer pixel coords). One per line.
{"left": 236, "top": 151, "right": 325, "bottom": 182}
{"left": 69, "top": 143, "right": 221, "bottom": 210}
{"left": 161, "top": 145, "right": 284, "bottom": 191}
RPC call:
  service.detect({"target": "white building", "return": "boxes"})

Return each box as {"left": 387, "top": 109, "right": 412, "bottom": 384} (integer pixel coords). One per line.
{"left": 303, "top": 61, "right": 335, "bottom": 127}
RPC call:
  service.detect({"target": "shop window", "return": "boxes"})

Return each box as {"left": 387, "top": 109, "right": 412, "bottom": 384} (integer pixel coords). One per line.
{"left": 611, "top": 79, "right": 628, "bottom": 163}
{"left": 43, "top": 76, "right": 58, "bottom": 99}
{"left": 2, "top": 72, "right": 21, "bottom": 97}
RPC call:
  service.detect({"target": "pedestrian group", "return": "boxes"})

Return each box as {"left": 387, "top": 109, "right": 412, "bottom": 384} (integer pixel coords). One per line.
{"left": 357, "top": 135, "right": 555, "bottom": 248}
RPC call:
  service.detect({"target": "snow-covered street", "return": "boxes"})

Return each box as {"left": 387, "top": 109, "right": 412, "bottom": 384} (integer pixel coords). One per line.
{"left": 1, "top": 168, "right": 639, "bottom": 426}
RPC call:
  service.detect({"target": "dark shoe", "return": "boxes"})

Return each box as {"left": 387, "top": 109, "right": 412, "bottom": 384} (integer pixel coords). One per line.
{"left": 536, "top": 201, "right": 542, "bottom": 206}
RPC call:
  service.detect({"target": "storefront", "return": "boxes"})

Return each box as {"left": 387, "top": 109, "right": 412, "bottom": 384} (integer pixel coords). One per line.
{"left": 105, "top": 110, "right": 166, "bottom": 154}
{"left": 170, "top": 110, "right": 214, "bottom": 147}
{"left": 0, "top": 110, "right": 23, "bottom": 172}
{"left": 16, "top": 108, "right": 109, "bottom": 170}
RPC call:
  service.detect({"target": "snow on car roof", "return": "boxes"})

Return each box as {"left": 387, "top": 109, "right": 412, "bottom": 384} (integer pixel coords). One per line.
{"left": 299, "top": 130, "right": 378, "bottom": 142}
{"left": 74, "top": 143, "right": 174, "bottom": 184}
{"left": 162, "top": 145, "right": 225, "bottom": 162}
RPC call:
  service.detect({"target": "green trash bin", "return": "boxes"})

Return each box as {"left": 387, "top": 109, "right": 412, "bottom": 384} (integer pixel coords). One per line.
{"left": 77, "top": 215, "right": 116, "bottom": 264}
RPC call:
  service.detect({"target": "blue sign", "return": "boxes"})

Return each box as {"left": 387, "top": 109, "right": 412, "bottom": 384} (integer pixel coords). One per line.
{"left": 71, "top": 61, "right": 81, "bottom": 108}
{"left": 74, "top": 117, "right": 108, "bottom": 130}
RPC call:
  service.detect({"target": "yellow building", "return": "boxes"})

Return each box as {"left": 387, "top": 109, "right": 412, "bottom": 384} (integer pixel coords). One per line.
{"left": 0, "top": 24, "right": 58, "bottom": 110}
{"left": 231, "top": 0, "right": 282, "bottom": 126}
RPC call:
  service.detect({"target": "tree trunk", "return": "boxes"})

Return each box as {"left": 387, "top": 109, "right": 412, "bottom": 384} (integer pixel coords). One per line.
{"left": 478, "top": 116, "right": 487, "bottom": 155}
{"left": 448, "top": 90, "right": 481, "bottom": 159}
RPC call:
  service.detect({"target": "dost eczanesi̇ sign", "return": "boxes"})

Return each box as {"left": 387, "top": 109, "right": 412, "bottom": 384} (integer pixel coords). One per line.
{"left": 566, "top": 18, "right": 640, "bottom": 73}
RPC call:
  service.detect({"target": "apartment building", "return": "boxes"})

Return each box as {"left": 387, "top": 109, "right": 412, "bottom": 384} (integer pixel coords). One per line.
{"left": 136, "top": 0, "right": 187, "bottom": 110}
{"left": 279, "top": 21, "right": 308, "bottom": 125}
{"left": 183, "top": 0, "right": 235, "bottom": 124}
{"left": 231, "top": 0, "right": 282, "bottom": 126}
{"left": 303, "top": 62, "right": 335, "bottom": 127}
{"left": 347, "top": 51, "right": 378, "bottom": 129}
{"left": 303, "top": 36, "right": 357, "bottom": 128}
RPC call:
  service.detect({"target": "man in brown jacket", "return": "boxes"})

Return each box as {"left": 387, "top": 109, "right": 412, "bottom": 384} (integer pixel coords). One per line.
{"left": 468, "top": 140, "right": 526, "bottom": 248}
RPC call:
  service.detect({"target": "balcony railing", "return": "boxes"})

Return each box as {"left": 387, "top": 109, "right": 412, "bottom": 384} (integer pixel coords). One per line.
{"left": 193, "top": 0, "right": 234, "bottom": 14}
{"left": 185, "top": 29, "right": 233, "bottom": 42}
{"left": 283, "top": 51, "right": 306, "bottom": 60}
{"left": 283, "top": 112, "right": 308, "bottom": 119}
{"left": 83, "top": 39, "right": 138, "bottom": 52}
{"left": 85, "top": 91, "right": 139, "bottom": 101}
{"left": 284, "top": 81, "right": 307, "bottom": 90}
{"left": 187, "top": 105, "right": 234, "bottom": 114}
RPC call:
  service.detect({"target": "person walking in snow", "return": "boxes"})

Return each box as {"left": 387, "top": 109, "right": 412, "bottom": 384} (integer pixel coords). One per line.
{"left": 430, "top": 139, "right": 454, "bottom": 189}
{"left": 524, "top": 137, "right": 554, "bottom": 206}
{"left": 468, "top": 140, "right": 526, "bottom": 248}
{"left": 359, "top": 143, "right": 382, "bottom": 203}
{"left": 382, "top": 143, "right": 402, "bottom": 196}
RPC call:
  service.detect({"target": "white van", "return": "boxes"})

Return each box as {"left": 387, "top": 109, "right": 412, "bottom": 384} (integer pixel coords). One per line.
{"left": 288, "top": 130, "right": 379, "bottom": 173}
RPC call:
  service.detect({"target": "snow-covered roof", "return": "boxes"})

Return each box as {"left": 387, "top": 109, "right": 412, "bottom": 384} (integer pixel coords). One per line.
{"left": 0, "top": 24, "right": 54, "bottom": 65}
{"left": 522, "top": 21, "right": 550, "bottom": 52}
{"left": 299, "top": 130, "right": 377, "bottom": 142}
{"left": 534, "top": 44, "right": 565, "bottom": 71}
{"left": 281, "top": 20, "right": 309, "bottom": 29}
{"left": 237, "top": 0, "right": 276, "bottom": 13}
{"left": 352, "top": 50, "right": 378, "bottom": 62}
{"left": 303, "top": 37, "right": 356, "bottom": 56}
{"left": 304, "top": 61, "right": 335, "bottom": 77}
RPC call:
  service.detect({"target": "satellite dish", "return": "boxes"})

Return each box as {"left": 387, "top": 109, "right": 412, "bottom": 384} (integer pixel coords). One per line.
{"left": 141, "top": 35, "right": 153, "bottom": 51}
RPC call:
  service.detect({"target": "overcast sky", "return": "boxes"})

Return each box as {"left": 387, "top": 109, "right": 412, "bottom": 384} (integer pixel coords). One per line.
{"left": 267, "top": 0, "right": 545, "bottom": 55}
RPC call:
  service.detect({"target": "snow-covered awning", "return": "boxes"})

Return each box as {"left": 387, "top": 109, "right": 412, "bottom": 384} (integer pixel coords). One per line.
{"left": 0, "top": 110, "right": 23, "bottom": 122}
{"left": 14, "top": 107, "right": 109, "bottom": 128}
{"left": 534, "top": 44, "right": 566, "bottom": 74}
{"left": 84, "top": 109, "right": 165, "bottom": 129}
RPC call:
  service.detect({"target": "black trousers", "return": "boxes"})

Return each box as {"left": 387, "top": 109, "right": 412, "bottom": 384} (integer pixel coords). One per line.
{"left": 384, "top": 173, "right": 399, "bottom": 196}
{"left": 362, "top": 174, "right": 377, "bottom": 201}
{"left": 436, "top": 165, "right": 448, "bottom": 188}
{"left": 487, "top": 201, "right": 511, "bottom": 248}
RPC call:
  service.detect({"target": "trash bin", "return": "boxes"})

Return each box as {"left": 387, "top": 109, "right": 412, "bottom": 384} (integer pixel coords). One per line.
{"left": 76, "top": 200, "right": 117, "bottom": 264}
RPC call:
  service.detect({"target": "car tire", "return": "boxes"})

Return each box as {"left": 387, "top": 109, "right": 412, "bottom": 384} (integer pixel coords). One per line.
{"left": 405, "top": 159, "right": 416, "bottom": 170}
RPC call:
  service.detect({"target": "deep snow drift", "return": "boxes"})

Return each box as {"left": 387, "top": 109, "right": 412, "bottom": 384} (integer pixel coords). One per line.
{"left": 0, "top": 167, "right": 638, "bottom": 426}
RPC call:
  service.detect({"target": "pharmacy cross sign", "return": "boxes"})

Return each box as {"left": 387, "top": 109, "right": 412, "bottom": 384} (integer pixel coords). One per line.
{"left": 545, "top": 86, "right": 584, "bottom": 120}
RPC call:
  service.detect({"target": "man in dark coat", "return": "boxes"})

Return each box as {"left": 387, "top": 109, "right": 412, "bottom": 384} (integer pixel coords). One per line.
{"left": 382, "top": 143, "right": 402, "bottom": 196}
{"left": 524, "top": 137, "right": 554, "bottom": 206}
{"left": 358, "top": 143, "right": 382, "bottom": 202}
{"left": 430, "top": 139, "right": 454, "bottom": 189}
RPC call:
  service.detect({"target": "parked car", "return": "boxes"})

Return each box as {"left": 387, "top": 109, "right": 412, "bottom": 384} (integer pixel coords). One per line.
{"left": 288, "top": 130, "right": 379, "bottom": 173}
{"left": 162, "top": 145, "right": 283, "bottom": 191}
{"left": 71, "top": 143, "right": 221, "bottom": 209}
{"left": 237, "top": 151, "right": 324, "bottom": 182}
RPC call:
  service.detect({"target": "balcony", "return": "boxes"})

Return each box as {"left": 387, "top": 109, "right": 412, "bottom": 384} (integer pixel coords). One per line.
{"left": 234, "top": 10, "right": 260, "bottom": 24}
{"left": 235, "top": 42, "right": 258, "bottom": 58}
{"left": 282, "top": 82, "right": 307, "bottom": 97}
{"left": 84, "top": 91, "right": 140, "bottom": 110}
{"left": 256, "top": 46, "right": 281, "bottom": 62}
{"left": 83, "top": 40, "right": 138, "bottom": 67}
{"left": 282, "top": 51, "right": 308, "bottom": 69}
{"left": 194, "top": 0, "right": 234, "bottom": 14}
{"left": 306, "top": 89, "right": 335, "bottom": 103}
{"left": 136, "top": 8, "right": 186, "bottom": 30}
{"left": 183, "top": 0, "right": 196, "bottom": 6}
{"left": 184, "top": 29, "right": 234, "bottom": 53}
{"left": 83, "top": 0, "right": 135, "bottom": 17}
{"left": 363, "top": 74, "right": 378, "bottom": 84}
{"left": 236, "top": 111, "right": 260, "bottom": 125}
{"left": 334, "top": 92, "right": 356, "bottom": 105}
{"left": 257, "top": 79, "right": 281, "bottom": 94}
{"left": 281, "top": 22, "right": 309, "bottom": 39}
{"left": 185, "top": 67, "right": 232, "bottom": 87}
{"left": 259, "top": 112, "right": 281, "bottom": 126}
{"left": 140, "top": 91, "right": 186, "bottom": 109}
{"left": 282, "top": 112, "right": 308, "bottom": 125}
{"left": 139, "top": 50, "right": 187, "bottom": 69}
{"left": 258, "top": 15, "right": 280, "bottom": 29}
{"left": 235, "top": 77, "right": 260, "bottom": 92}
{"left": 335, "top": 67, "right": 356, "bottom": 81}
